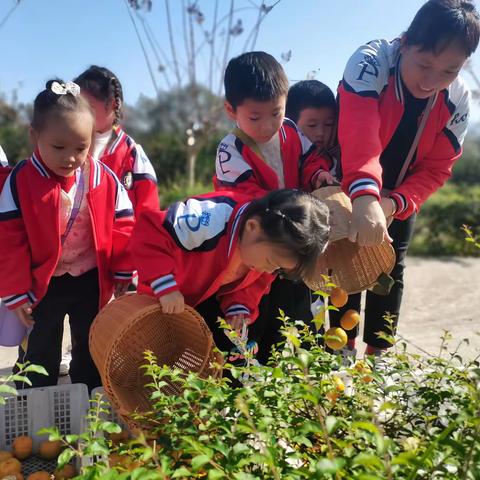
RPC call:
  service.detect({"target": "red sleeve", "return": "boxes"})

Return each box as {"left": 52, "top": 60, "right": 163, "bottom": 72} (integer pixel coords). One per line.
{"left": 109, "top": 177, "right": 136, "bottom": 283}
{"left": 132, "top": 178, "right": 160, "bottom": 216}
{"left": 131, "top": 209, "right": 180, "bottom": 298}
{"left": 217, "top": 272, "right": 274, "bottom": 323}
{"left": 300, "top": 150, "right": 333, "bottom": 191}
{"left": 338, "top": 83, "right": 383, "bottom": 201}
{"left": 0, "top": 169, "right": 34, "bottom": 309}
{"left": 391, "top": 135, "right": 462, "bottom": 220}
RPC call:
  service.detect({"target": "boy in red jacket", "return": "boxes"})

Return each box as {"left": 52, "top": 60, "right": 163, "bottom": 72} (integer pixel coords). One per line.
{"left": 334, "top": 0, "right": 480, "bottom": 358}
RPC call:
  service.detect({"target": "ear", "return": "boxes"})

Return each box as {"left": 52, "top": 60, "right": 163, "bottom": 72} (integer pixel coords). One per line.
{"left": 28, "top": 126, "right": 38, "bottom": 146}
{"left": 224, "top": 101, "right": 237, "bottom": 121}
{"left": 243, "top": 217, "right": 263, "bottom": 239}
{"left": 399, "top": 34, "right": 408, "bottom": 54}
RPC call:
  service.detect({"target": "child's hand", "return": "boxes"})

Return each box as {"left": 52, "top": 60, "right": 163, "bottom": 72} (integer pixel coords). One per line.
{"left": 14, "top": 303, "right": 34, "bottom": 328}
{"left": 228, "top": 314, "right": 249, "bottom": 333}
{"left": 313, "top": 170, "right": 336, "bottom": 189}
{"left": 160, "top": 291, "right": 185, "bottom": 314}
{"left": 350, "top": 196, "right": 393, "bottom": 246}
{"left": 379, "top": 197, "right": 396, "bottom": 227}
{"left": 114, "top": 282, "right": 130, "bottom": 298}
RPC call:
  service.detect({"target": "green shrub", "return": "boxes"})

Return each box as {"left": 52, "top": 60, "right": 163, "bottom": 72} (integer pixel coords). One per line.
{"left": 410, "top": 184, "right": 480, "bottom": 256}
{"left": 45, "top": 319, "right": 480, "bottom": 479}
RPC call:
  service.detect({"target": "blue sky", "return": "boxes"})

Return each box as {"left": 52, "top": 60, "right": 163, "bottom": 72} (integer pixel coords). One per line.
{"left": 2, "top": 0, "right": 480, "bottom": 120}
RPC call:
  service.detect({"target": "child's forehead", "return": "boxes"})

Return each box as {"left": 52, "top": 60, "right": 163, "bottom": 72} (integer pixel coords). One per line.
{"left": 238, "top": 95, "right": 286, "bottom": 111}
{"left": 298, "top": 106, "right": 336, "bottom": 119}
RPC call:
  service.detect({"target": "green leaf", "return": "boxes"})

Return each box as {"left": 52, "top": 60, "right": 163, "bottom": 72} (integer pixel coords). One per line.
{"left": 315, "top": 457, "right": 345, "bottom": 474}
{"left": 326, "top": 416, "right": 339, "bottom": 435}
{"left": 191, "top": 453, "right": 211, "bottom": 470}
{"left": 0, "top": 384, "right": 18, "bottom": 396}
{"left": 208, "top": 470, "right": 224, "bottom": 480}
{"left": 352, "top": 422, "right": 380, "bottom": 434}
{"left": 100, "top": 421, "right": 122, "bottom": 433}
{"left": 172, "top": 466, "right": 193, "bottom": 478}
{"left": 23, "top": 364, "right": 49, "bottom": 375}
{"left": 58, "top": 448, "right": 75, "bottom": 467}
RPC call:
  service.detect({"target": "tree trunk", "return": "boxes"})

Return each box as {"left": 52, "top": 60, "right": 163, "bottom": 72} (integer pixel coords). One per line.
{"left": 187, "top": 147, "right": 196, "bottom": 188}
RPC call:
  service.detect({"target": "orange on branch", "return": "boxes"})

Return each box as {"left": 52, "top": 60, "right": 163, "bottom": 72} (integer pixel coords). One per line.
{"left": 325, "top": 327, "right": 348, "bottom": 350}
{"left": 340, "top": 309, "right": 360, "bottom": 331}
{"left": 330, "top": 287, "right": 348, "bottom": 308}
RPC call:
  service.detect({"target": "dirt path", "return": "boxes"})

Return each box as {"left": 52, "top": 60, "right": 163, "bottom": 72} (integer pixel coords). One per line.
{"left": 1, "top": 257, "right": 479, "bottom": 376}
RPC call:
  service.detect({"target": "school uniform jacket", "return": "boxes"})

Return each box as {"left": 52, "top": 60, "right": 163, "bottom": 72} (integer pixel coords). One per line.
{"left": 338, "top": 38, "right": 470, "bottom": 220}
{"left": 100, "top": 127, "right": 159, "bottom": 215}
{"left": 213, "top": 118, "right": 332, "bottom": 197}
{"left": 132, "top": 191, "right": 274, "bottom": 323}
{"left": 0, "top": 153, "right": 135, "bottom": 310}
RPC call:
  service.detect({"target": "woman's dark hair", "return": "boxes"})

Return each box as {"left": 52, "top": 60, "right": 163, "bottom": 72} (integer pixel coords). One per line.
{"left": 31, "top": 79, "right": 93, "bottom": 131}
{"left": 74, "top": 65, "right": 124, "bottom": 125}
{"left": 286, "top": 80, "right": 337, "bottom": 123}
{"left": 224, "top": 51, "right": 289, "bottom": 109}
{"left": 405, "top": 0, "right": 480, "bottom": 56}
{"left": 241, "top": 189, "right": 330, "bottom": 283}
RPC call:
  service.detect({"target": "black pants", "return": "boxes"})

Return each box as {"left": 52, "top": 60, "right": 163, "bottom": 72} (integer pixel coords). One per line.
{"left": 329, "top": 213, "right": 417, "bottom": 348}
{"left": 250, "top": 277, "right": 314, "bottom": 364}
{"left": 15, "top": 268, "right": 102, "bottom": 392}
{"left": 197, "top": 277, "right": 313, "bottom": 365}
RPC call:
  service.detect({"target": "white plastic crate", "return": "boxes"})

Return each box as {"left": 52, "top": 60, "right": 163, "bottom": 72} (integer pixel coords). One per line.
{"left": 0, "top": 383, "right": 89, "bottom": 476}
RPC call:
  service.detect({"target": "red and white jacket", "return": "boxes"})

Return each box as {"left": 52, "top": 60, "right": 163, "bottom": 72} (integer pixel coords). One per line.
{"left": 132, "top": 191, "right": 274, "bottom": 323}
{"left": 213, "top": 118, "right": 332, "bottom": 197}
{"left": 100, "top": 126, "right": 159, "bottom": 216}
{"left": 0, "top": 153, "right": 135, "bottom": 310}
{"left": 338, "top": 38, "right": 470, "bottom": 220}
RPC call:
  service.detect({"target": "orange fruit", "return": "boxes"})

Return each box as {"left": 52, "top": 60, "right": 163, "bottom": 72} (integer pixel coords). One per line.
{"left": 330, "top": 287, "right": 348, "bottom": 308}
{"left": 38, "top": 440, "right": 62, "bottom": 460}
{"left": 326, "top": 391, "right": 339, "bottom": 403}
{"left": 362, "top": 374, "right": 374, "bottom": 383}
{"left": 325, "top": 327, "right": 348, "bottom": 350}
{"left": 0, "top": 450, "right": 13, "bottom": 462}
{"left": 12, "top": 435, "right": 33, "bottom": 460}
{"left": 0, "top": 458, "right": 22, "bottom": 477}
{"left": 331, "top": 375, "right": 345, "bottom": 392}
{"left": 353, "top": 360, "right": 372, "bottom": 374}
{"left": 340, "top": 309, "right": 360, "bottom": 331}
{"left": 27, "top": 472, "right": 50, "bottom": 480}
{"left": 53, "top": 464, "right": 76, "bottom": 479}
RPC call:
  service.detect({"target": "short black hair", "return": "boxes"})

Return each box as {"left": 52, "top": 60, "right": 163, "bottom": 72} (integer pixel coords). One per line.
{"left": 32, "top": 79, "right": 93, "bottom": 131}
{"left": 74, "top": 65, "right": 124, "bottom": 125}
{"left": 224, "top": 51, "right": 289, "bottom": 109}
{"left": 286, "top": 80, "right": 337, "bottom": 123}
{"left": 241, "top": 189, "right": 330, "bottom": 284}
{"left": 405, "top": 0, "right": 480, "bottom": 56}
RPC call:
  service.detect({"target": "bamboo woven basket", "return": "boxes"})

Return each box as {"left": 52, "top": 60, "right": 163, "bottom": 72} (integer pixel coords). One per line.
{"left": 309, "top": 187, "right": 396, "bottom": 294}
{"left": 89, "top": 293, "right": 222, "bottom": 428}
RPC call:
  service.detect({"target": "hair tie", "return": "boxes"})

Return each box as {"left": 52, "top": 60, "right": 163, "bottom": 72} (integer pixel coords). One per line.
{"left": 51, "top": 81, "right": 81, "bottom": 97}
{"left": 265, "top": 207, "right": 286, "bottom": 220}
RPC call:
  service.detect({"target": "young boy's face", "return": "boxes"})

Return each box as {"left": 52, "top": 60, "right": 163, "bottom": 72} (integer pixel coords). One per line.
{"left": 225, "top": 95, "right": 286, "bottom": 144}
{"left": 296, "top": 107, "right": 336, "bottom": 150}
{"left": 400, "top": 39, "right": 468, "bottom": 99}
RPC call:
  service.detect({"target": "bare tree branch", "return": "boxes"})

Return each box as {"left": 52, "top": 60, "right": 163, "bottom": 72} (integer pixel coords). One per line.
{"left": 165, "top": 0, "right": 183, "bottom": 85}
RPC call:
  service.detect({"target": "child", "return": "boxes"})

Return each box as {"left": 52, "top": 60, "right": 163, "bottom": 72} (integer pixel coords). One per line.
{"left": 131, "top": 189, "right": 330, "bottom": 354}
{"left": 74, "top": 66, "right": 159, "bottom": 216}
{"left": 213, "top": 51, "right": 334, "bottom": 362}
{"left": 0, "top": 80, "right": 135, "bottom": 390}
{"left": 334, "top": 0, "right": 480, "bottom": 358}
{"left": 286, "top": 80, "right": 340, "bottom": 179}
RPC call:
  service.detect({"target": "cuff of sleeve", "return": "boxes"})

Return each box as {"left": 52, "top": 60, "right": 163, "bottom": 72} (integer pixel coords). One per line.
{"left": 113, "top": 271, "right": 137, "bottom": 282}
{"left": 2, "top": 291, "right": 36, "bottom": 310}
{"left": 150, "top": 274, "right": 179, "bottom": 298}
{"left": 389, "top": 192, "right": 408, "bottom": 216}
{"left": 224, "top": 304, "right": 250, "bottom": 318}
{"left": 348, "top": 178, "right": 381, "bottom": 201}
